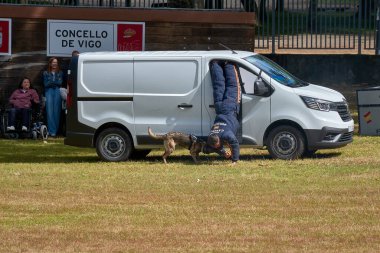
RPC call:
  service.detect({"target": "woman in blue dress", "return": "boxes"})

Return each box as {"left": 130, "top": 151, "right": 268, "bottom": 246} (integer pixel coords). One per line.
{"left": 43, "top": 57, "right": 63, "bottom": 137}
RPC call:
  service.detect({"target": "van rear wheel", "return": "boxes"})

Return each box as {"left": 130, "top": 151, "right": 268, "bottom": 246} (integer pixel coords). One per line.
{"left": 267, "top": 125, "right": 305, "bottom": 160}
{"left": 96, "top": 128, "right": 132, "bottom": 162}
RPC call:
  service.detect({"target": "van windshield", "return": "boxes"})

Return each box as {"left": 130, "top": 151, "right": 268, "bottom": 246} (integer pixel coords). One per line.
{"left": 244, "top": 54, "right": 308, "bottom": 87}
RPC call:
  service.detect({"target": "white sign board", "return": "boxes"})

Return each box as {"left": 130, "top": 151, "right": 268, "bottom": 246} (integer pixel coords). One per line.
{"left": 47, "top": 20, "right": 145, "bottom": 57}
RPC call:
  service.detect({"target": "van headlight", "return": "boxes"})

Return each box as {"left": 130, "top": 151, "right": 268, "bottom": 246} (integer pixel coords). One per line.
{"left": 300, "top": 96, "right": 337, "bottom": 112}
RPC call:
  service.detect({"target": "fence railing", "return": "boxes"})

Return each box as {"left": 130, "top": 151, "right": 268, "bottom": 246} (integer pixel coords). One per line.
{"left": 0, "top": 0, "right": 256, "bottom": 10}
{"left": 1, "top": 0, "right": 378, "bottom": 54}
{"left": 255, "top": 0, "right": 379, "bottom": 54}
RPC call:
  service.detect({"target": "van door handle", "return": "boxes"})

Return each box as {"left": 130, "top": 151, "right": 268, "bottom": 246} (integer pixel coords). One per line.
{"left": 178, "top": 104, "right": 193, "bottom": 109}
{"left": 209, "top": 104, "right": 215, "bottom": 108}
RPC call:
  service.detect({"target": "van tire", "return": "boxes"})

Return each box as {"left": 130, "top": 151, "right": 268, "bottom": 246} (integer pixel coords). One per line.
{"left": 96, "top": 128, "right": 132, "bottom": 162}
{"left": 267, "top": 125, "right": 305, "bottom": 160}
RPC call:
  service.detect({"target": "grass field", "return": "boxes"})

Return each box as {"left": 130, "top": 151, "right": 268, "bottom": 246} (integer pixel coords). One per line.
{"left": 0, "top": 135, "right": 379, "bottom": 252}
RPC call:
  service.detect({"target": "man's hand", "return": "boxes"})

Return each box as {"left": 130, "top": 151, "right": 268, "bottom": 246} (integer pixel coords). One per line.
{"left": 229, "top": 161, "right": 237, "bottom": 166}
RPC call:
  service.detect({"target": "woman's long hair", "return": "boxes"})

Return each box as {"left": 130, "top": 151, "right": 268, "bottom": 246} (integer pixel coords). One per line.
{"left": 47, "top": 57, "right": 60, "bottom": 73}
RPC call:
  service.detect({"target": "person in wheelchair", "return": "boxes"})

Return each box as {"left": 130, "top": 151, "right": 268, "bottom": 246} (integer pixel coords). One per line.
{"left": 6, "top": 77, "right": 40, "bottom": 132}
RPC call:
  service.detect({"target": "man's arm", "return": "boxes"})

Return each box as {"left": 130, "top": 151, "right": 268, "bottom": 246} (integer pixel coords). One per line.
{"left": 202, "top": 144, "right": 231, "bottom": 159}
{"left": 224, "top": 132, "right": 240, "bottom": 162}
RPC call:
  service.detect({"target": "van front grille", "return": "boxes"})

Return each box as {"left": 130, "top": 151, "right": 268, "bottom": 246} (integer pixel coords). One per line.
{"left": 339, "top": 132, "right": 353, "bottom": 142}
{"left": 334, "top": 102, "right": 352, "bottom": 122}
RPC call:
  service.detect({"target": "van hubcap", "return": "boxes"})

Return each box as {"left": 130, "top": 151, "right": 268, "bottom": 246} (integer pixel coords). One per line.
{"left": 274, "top": 132, "right": 296, "bottom": 155}
{"left": 103, "top": 134, "right": 125, "bottom": 157}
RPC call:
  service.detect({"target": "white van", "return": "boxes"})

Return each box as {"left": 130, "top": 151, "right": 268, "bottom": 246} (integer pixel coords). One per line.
{"left": 64, "top": 51, "right": 354, "bottom": 161}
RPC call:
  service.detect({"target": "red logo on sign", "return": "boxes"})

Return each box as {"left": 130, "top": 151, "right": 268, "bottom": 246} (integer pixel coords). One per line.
{"left": 364, "top": 111, "right": 372, "bottom": 124}
{"left": 0, "top": 20, "right": 10, "bottom": 54}
{"left": 117, "top": 23, "right": 144, "bottom": 51}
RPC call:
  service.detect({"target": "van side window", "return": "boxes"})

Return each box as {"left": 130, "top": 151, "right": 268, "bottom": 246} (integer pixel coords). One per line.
{"left": 82, "top": 61, "right": 134, "bottom": 94}
{"left": 239, "top": 67, "right": 259, "bottom": 95}
{"left": 135, "top": 60, "right": 199, "bottom": 94}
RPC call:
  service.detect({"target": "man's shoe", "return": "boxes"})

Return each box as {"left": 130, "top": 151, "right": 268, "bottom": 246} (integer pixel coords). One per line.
{"left": 22, "top": 126, "right": 28, "bottom": 132}
{"left": 6, "top": 126, "right": 15, "bottom": 131}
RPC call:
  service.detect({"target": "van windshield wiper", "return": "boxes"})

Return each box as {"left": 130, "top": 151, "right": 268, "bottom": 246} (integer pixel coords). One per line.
{"left": 293, "top": 81, "right": 309, "bottom": 87}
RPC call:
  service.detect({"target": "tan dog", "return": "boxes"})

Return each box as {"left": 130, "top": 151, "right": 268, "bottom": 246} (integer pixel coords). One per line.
{"left": 148, "top": 127, "right": 204, "bottom": 164}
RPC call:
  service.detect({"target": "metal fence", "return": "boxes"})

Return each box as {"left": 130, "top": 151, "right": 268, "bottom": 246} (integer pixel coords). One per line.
{"left": 255, "top": 0, "right": 379, "bottom": 54}
{"left": 1, "top": 0, "right": 378, "bottom": 54}
{"left": 0, "top": 0, "right": 256, "bottom": 10}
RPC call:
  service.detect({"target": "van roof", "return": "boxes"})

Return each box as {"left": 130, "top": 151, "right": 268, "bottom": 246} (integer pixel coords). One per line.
{"left": 79, "top": 50, "right": 256, "bottom": 59}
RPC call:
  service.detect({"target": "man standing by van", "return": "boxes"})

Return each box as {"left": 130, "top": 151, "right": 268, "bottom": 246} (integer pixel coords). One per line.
{"left": 203, "top": 61, "right": 241, "bottom": 165}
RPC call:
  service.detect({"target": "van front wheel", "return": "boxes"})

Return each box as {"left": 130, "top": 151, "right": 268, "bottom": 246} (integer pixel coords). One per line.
{"left": 96, "top": 128, "right": 132, "bottom": 162}
{"left": 267, "top": 126, "right": 305, "bottom": 160}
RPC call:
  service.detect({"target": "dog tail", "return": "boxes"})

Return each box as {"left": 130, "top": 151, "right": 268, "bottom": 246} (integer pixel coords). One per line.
{"left": 148, "top": 127, "right": 164, "bottom": 140}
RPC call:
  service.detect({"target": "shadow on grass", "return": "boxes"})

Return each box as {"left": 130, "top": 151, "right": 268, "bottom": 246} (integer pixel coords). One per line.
{"left": 302, "top": 152, "right": 342, "bottom": 159}
{"left": 140, "top": 152, "right": 342, "bottom": 165}
{"left": 137, "top": 154, "right": 265, "bottom": 166}
{"left": 0, "top": 139, "right": 99, "bottom": 164}
{"left": 0, "top": 139, "right": 342, "bottom": 164}
{"left": 0, "top": 154, "right": 100, "bottom": 164}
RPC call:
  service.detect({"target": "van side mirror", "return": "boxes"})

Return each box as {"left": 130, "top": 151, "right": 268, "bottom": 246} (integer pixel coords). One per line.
{"left": 254, "top": 80, "right": 271, "bottom": 96}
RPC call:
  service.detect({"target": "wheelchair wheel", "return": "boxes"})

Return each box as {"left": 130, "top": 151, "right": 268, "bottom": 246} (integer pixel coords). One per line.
{"left": 40, "top": 125, "right": 48, "bottom": 140}
{"left": 32, "top": 130, "right": 38, "bottom": 140}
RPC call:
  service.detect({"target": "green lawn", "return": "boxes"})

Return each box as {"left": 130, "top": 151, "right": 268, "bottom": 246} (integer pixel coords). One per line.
{"left": 0, "top": 136, "right": 379, "bottom": 252}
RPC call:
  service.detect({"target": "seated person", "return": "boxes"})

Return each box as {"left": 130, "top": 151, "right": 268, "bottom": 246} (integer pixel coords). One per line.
{"left": 7, "top": 77, "right": 40, "bottom": 132}
{"left": 203, "top": 61, "right": 241, "bottom": 165}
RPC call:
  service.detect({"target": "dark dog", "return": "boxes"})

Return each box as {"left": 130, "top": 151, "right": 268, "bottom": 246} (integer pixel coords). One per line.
{"left": 148, "top": 127, "right": 204, "bottom": 164}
